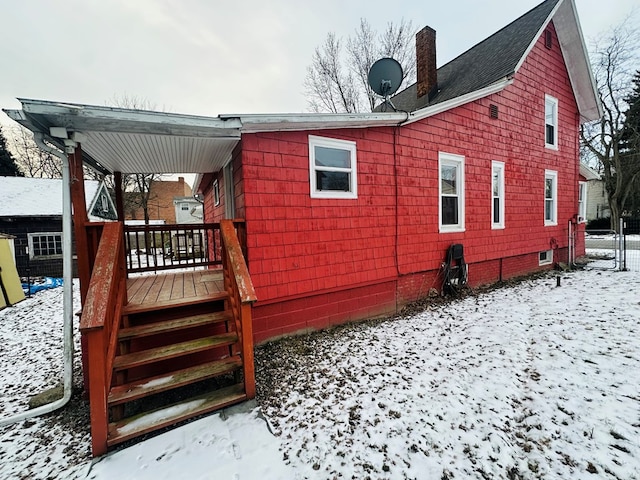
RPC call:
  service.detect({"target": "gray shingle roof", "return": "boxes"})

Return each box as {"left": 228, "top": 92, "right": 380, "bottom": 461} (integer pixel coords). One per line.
{"left": 386, "top": 0, "right": 560, "bottom": 112}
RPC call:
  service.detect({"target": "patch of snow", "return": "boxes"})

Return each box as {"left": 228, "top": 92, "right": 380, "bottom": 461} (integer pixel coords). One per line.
{"left": 116, "top": 399, "right": 207, "bottom": 435}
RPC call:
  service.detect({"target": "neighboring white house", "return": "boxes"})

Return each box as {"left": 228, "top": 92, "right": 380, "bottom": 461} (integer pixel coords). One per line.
{"left": 173, "top": 196, "right": 203, "bottom": 224}
{"left": 580, "top": 164, "right": 608, "bottom": 222}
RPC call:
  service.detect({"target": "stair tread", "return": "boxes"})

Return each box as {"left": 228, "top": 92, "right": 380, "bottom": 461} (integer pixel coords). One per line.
{"left": 119, "top": 311, "right": 233, "bottom": 340}
{"left": 113, "top": 334, "right": 238, "bottom": 371}
{"left": 123, "top": 292, "right": 228, "bottom": 315}
{"left": 109, "top": 357, "right": 243, "bottom": 406}
{"left": 107, "top": 383, "right": 246, "bottom": 447}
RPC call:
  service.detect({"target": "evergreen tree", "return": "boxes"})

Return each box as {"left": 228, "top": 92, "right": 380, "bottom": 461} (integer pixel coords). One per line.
{"left": 0, "top": 128, "right": 23, "bottom": 176}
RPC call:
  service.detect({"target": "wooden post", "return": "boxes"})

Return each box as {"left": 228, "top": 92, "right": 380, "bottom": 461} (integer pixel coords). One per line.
{"left": 69, "top": 145, "right": 91, "bottom": 305}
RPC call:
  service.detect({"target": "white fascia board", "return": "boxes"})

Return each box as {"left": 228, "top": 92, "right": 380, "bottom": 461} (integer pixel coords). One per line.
{"left": 229, "top": 112, "right": 407, "bottom": 133}
{"left": 553, "top": 0, "right": 602, "bottom": 122}
{"left": 403, "top": 78, "right": 514, "bottom": 125}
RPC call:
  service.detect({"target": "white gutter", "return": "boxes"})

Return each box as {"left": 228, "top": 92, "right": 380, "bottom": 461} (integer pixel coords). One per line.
{"left": 0, "top": 135, "right": 74, "bottom": 427}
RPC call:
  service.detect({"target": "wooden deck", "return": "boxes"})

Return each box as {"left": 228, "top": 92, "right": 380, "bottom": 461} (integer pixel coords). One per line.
{"left": 126, "top": 269, "right": 225, "bottom": 307}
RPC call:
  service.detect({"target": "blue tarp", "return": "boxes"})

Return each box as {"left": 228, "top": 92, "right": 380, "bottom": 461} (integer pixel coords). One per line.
{"left": 22, "top": 277, "right": 63, "bottom": 295}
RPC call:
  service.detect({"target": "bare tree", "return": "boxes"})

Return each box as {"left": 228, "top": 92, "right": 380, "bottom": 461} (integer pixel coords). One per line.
{"left": 3, "top": 125, "right": 63, "bottom": 178}
{"left": 305, "top": 19, "right": 416, "bottom": 113}
{"left": 581, "top": 14, "right": 640, "bottom": 229}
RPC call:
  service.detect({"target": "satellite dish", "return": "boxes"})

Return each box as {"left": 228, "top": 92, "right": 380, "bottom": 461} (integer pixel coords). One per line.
{"left": 368, "top": 57, "right": 403, "bottom": 98}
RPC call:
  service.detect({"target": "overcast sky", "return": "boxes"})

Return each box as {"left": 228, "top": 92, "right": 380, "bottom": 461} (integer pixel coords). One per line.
{"left": 0, "top": 0, "right": 637, "bottom": 127}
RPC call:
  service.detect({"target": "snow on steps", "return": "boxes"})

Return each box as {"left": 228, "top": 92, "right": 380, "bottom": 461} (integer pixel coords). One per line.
{"left": 107, "top": 383, "right": 247, "bottom": 446}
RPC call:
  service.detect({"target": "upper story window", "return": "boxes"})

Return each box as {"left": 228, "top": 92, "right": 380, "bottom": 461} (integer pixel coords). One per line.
{"left": 28, "top": 232, "right": 63, "bottom": 259}
{"left": 492, "top": 161, "right": 505, "bottom": 229}
{"left": 545, "top": 95, "right": 558, "bottom": 149}
{"left": 439, "top": 152, "right": 465, "bottom": 232}
{"left": 309, "top": 135, "right": 357, "bottom": 199}
{"left": 545, "top": 169, "right": 558, "bottom": 226}
{"left": 213, "top": 179, "right": 220, "bottom": 206}
{"left": 578, "top": 182, "right": 587, "bottom": 223}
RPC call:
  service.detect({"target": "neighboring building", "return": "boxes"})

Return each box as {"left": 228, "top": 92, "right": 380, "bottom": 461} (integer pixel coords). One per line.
{"left": 125, "top": 177, "right": 192, "bottom": 224}
{"left": 173, "top": 196, "right": 203, "bottom": 224}
{"left": 579, "top": 164, "right": 609, "bottom": 221}
{"left": 0, "top": 177, "right": 116, "bottom": 277}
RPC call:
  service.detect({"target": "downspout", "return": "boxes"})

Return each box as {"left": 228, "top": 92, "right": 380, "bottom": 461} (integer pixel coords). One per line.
{"left": 0, "top": 134, "right": 74, "bottom": 426}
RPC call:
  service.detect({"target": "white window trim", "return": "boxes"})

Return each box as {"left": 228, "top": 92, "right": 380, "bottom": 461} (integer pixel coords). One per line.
{"left": 544, "top": 169, "right": 558, "bottom": 226}
{"left": 439, "top": 152, "right": 465, "bottom": 233}
{"left": 539, "top": 249, "right": 553, "bottom": 266}
{"left": 545, "top": 94, "right": 559, "bottom": 150}
{"left": 309, "top": 135, "right": 357, "bottom": 199}
{"left": 213, "top": 179, "right": 220, "bottom": 206}
{"left": 491, "top": 161, "right": 505, "bottom": 230}
{"left": 27, "top": 232, "right": 63, "bottom": 260}
{"left": 578, "top": 181, "right": 587, "bottom": 223}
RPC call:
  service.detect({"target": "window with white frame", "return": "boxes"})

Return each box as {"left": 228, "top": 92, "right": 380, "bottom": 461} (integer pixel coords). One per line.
{"left": 492, "top": 161, "right": 505, "bottom": 229}
{"left": 545, "top": 95, "right": 558, "bottom": 149}
{"left": 213, "top": 179, "right": 220, "bottom": 206}
{"left": 309, "top": 135, "right": 357, "bottom": 199}
{"left": 578, "top": 182, "right": 587, "bottom": 223}
{"left": 439, "top": 152, "right": 465, "bottom": 232}
{"left": 28, "top": 232, "right": 63, "bottom": 259}
{"left": 539, "top": 249, "right": 553, "bottom": 265}
{"left": 544, "top": 170, "right": 558, "bottom": 225}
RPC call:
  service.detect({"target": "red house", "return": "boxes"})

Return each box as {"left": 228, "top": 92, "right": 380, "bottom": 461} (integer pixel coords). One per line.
{"left": 196, "top": 0, "right": 600, "bottom": 342}
{"left": 3, "top": 0, "right": 600, "bottom": 456}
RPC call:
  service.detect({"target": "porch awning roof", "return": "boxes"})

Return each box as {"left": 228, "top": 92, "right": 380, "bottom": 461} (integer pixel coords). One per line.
{"left": 3, "top": 99, "right": 407, "bottom": 175}
{"left": 3, "top": 99, "right": 243, "bottom": 175}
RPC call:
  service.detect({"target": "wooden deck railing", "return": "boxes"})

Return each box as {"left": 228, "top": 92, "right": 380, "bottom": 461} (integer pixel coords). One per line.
{"left": 124, "top": 223, "right": 223, "bottom": 274}
{"left": 79, "top": 222, "right": 127, "bottom": 457}
{"left": 220, "top": 220, "right": 257, "bottom": 398}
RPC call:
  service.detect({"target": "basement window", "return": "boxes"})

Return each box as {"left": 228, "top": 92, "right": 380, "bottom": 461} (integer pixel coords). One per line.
{"left": 539, "top": 249, "right": 553, "bottom": 266}
{"left": 309, "top": 135, "right": 357, "bottom": 199}
{"left": 28, "top": 232, "right": 63, "bottom": 259}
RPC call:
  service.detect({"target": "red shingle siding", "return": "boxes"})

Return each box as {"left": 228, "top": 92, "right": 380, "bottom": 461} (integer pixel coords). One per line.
{"left": 204, "top": 23, "right": 583, "bottom": 342}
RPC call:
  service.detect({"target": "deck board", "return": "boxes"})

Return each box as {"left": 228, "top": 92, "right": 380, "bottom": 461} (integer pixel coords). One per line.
{"left": 126, "top": 270, "right": 225, "bottom": 309}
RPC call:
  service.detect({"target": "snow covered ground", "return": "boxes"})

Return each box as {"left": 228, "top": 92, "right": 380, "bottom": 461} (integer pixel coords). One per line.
{"left": 1, "top": 268, "right": 639, "bottom": 479}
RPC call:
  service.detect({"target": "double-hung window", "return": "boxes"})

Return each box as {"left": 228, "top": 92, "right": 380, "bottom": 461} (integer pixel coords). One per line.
{"left": 492, "top": 161, "right": 505, "bottom": 229}
{"left": 439, "top": 152, "right": 465, "bottom": 232}
{"left": 213, "top": 179, "right": 220, "bottom": 206}
{"left": 309, "top": 135, "right": 357, "bottom": 199}
{"left": 578, "top": 182, "right": 587, "bottom": 223}
{"left": 544, "top": 170, "right": 558, "bottom": 225}
{"left": 545, "top": 95, "right": 558, "bottom": 149}
{"left": 28, "top": 232, "right": 63, "bottom": 259}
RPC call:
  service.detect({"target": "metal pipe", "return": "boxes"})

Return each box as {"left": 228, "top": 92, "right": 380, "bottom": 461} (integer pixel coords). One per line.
{"left": 0, "top": 134, "right": 74, "bottom": 427}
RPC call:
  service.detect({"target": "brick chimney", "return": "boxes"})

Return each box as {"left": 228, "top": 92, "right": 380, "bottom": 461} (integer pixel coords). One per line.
{"left": 416, "top": 26, "right": 437, "bottom": 99}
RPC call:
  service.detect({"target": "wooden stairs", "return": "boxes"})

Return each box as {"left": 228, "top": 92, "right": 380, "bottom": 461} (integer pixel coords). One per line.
{"left": 106, "top": 291, "right": 248, "bottom": 447}
{"left": 80, "top": 220, "right": 256, "bottom": 457}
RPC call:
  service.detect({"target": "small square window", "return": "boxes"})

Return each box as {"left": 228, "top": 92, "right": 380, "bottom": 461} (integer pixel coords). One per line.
{"left": 539, "top": 250, "right": 553, "bottom": 265}
{"left": 309, "top": 135, "right": 357, "bottom": 199}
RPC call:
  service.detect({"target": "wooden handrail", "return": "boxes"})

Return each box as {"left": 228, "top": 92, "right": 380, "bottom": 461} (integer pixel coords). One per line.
{"left": 220, "top": 221, "right": 257, "bottom": 303}
{"left": 220, "top": 220, "right": 256, "bottom": 398}
{"left": 80, "top": 221, "right": 126, "bottom": 456}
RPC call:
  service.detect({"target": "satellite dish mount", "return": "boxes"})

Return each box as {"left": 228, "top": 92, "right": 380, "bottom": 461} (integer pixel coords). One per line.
{"left": 368, "top": 57, "right": 403, "bottom": 111}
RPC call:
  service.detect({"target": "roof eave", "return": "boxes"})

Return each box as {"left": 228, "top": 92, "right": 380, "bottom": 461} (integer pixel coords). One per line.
{"left": 228, "top": 112, "right": 408, "bottom": 133}
{"left": 403, "top": 78, "right": 514, "bottom": 125}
